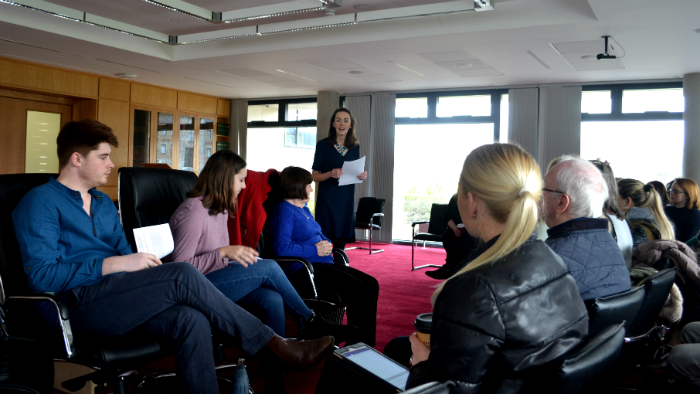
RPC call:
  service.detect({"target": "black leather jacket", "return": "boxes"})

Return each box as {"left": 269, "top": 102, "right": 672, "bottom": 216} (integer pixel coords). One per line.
{"left": 407, "top": 235, "right": 589, "bottom": 394}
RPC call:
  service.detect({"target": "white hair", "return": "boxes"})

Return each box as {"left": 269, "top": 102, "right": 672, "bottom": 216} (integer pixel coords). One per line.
{"left": 553, "top": 157, "right": 608, "bottom": 218}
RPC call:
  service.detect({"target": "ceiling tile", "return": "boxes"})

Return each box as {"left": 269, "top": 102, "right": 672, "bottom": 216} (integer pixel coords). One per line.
{"left": 307, "top": 60, "right": 363, "bottom": 70}
{"left": 351, "top": 74, "right": 401, "bottom": 83}
{"left": 217, "top": 68, "right": 270, "bottom": 77}
{"left": 417, "top": 50, "right": 476, "bottom": 63}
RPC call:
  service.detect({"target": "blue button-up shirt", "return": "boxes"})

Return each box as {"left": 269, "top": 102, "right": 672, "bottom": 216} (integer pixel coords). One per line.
{"left": 13, "top": 178, "right": 133, "bottom": 293}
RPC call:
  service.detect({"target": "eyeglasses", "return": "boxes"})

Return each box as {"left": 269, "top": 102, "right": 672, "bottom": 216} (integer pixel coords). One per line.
{"left": 542, "top": 188, "right": 566, "bottom": 195}
{"left": 669, "top": 188, "right": 686, "bottom": 195}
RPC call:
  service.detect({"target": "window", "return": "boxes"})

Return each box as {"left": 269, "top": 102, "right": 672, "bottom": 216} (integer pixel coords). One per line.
{"left": 286, "top": 103, "right": 317, "bottom": 121}
{"left": 207, "top": 130, "right": 212, "bottom": 139}
{"left": 156, "top": 113, "right": 173, "bottom": 166}
{"left": 437, "top": 95, "right": 491, "bottom": 117}
{"left": 160, "top": 143, "right": 166, "bottom": 154}
{"left": 499, "top": 94, "right": 509, "bottom": 143}
{"left": 179, "top": 115, "right": 195, "bottom": 171}
{"left": 206, "top": 147, "right": 212, "bottom": 157}
{"left": 396, "top": 98, "right": 428, "bottom": 118}
{"left": 284, "top": 127, "right": 316, "bottom": 148}
{"left": 248, "top": 104, "right": 279, "bottom": 122}
{"left": 580, "top": 83, "right": 684, "bottom": 184}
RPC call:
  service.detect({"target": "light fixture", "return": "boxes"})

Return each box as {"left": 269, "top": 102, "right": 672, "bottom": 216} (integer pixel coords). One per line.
{"left": 116, "top": 73, "right": 138, "bottom": 79}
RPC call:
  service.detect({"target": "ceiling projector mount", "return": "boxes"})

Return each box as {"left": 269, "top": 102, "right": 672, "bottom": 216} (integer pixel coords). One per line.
{"left": 597, "top": 35, "right": 617, "bottom": 60}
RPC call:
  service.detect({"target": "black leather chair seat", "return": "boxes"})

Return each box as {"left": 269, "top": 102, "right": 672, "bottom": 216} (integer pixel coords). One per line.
{"left": 0, "top": 336, "right": 54, "bottom": 394}
{"left": 413, "top": 233, "right": 442, "bottom": 243}
{"left": 77, "top": 333, "right": 164, "bottom": 368}
{"left": 355, "top": 222, "right": 381, "bottom": 230}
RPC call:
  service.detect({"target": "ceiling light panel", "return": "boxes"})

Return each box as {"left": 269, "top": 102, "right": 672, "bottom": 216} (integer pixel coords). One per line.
{"left": 220, "top": 0, "right": 324, "bottom": 22}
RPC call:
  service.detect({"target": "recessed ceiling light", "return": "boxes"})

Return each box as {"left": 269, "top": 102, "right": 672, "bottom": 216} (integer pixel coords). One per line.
{"left": 349, "top": 70, "right": 363, "bottom": 74}
{"left": 354, "top": 4, "right": 375, "bottom": 10}
{"left": 455, "top": 63, "right": 472, "bottom": 68}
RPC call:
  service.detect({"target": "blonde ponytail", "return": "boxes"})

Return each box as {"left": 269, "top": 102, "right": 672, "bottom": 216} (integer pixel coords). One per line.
{"left": 617, "top": 179, "right": 675, "bottom": 240}
{"left": 431, "top": 144, "right": 542, "bottom": 305}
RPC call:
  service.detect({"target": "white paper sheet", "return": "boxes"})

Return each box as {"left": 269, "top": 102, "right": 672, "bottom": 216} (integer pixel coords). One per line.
{"left": 133, "top": 223, "right": 174, "bottom": 259}
{"left": 338, "top": 156, "right": 366, "bottom": 186}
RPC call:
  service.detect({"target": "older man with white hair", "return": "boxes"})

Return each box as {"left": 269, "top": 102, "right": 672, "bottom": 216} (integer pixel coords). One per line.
{"left": 543, "top": 157, "right": 631, "bottom": 301}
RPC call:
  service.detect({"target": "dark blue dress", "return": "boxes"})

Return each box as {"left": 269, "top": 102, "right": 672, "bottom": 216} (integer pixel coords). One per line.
{"left": 312, "top": 138, "right": 360, "bottom": 241}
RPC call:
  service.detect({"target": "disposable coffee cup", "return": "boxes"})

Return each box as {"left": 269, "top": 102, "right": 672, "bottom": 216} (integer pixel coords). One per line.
{"left": 414, "top": 313, "right": 432, "bottom": 347}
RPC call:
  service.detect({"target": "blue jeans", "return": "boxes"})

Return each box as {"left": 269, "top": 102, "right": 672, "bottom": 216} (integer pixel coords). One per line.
{"left": 205, "top": 259, "right": 313, "bottom": 336}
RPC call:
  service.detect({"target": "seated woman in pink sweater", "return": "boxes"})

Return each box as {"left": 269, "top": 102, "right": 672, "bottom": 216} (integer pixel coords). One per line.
{"left": 168, "top": 150, "right": 354, "bottom": 343}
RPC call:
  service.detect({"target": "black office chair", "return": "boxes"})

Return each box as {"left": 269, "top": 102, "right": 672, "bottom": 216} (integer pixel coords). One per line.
{"left": 586, "top": 285, "right": 645, "bottom": 338}
{"left": 403, "top": 381, "right": 457, "bottom": 394}
{"left": 118, "top": 167, "right": 198, "bottom": 252}
{"left": 0, "top": 173, "right": 165, "bottom": 394}
{"left": 545, "top": 323, "right": 626, "bottom": 394}
{"left": 411, "top": 203, "right": 448, "bottom": 271}
{"left": 348, "top": 197, "right": 386, "bottom": 254}
{"left": 626, "top": 268, "right": 676, "bottom": 342}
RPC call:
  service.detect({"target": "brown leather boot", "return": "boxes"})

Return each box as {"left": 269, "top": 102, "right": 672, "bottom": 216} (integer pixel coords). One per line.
{"left": 265, "top": 334, "right": 335, "bottom": 370}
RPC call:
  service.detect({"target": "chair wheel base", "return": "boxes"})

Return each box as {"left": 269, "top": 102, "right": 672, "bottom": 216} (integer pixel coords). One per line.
{"left": 347, "top": 246, "right": 384, "bottom": 254}
{"left": 412, "top": 264, "right": 442, "bottom": 271}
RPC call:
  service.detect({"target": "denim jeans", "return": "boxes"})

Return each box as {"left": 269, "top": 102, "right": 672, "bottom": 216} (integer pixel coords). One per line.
{"left": 205, "top": 259, "right": 313, "bottom": 336}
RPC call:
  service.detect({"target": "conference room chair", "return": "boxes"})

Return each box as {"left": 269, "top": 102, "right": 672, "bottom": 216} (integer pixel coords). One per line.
{"left": 347, "top": 197, "right": 386, "bottom": 254}
{"left": 586, "top": 285, "right": 645, "bottom": 338}
{"left": 0, "top": 173, "right": 166, "bottom": 394}
{"left": 411, "top": 203, "right": 448, "bottom": 271}
{"left": 625, "top": 268, "right": 677, "bottom": 346}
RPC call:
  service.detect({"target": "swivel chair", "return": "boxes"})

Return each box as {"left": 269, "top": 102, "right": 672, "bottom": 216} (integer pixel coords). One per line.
{"left": 411, "top": 203, "right": 448, "bottom": 270}
{"left": 348, "top": 197, "right": 385, "bottom": 254}
{"left": 0, "top": 173, "right": 165, "bottom": 394}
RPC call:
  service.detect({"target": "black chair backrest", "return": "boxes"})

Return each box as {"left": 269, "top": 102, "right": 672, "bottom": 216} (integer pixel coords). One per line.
{"left": 586, "top": 285, "right": 645, "bottom": 338}
{"left": 550, "top": 323, "right": 625, "bottom": 394}
{"left": 0, "top": 174, "right": 56, "bottom": 299}
{"left": 426, "top": 204, "right": 449, "bottom": 235}
{"left": 118, "top": 167, "right": 198, "bottom": 252}
{"left": 355, "top": 197, "right": 386, "bottom": 226}
{"left": 627, "top": 268, "right": 676, "bottom": 337}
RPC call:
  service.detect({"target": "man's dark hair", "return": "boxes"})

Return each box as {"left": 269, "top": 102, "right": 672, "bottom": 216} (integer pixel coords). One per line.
{"left": 187, "top": 150, "right": 247, "bottom": 216}
{"left": 57, "top": 119, "right": 119, "bottom": 169}
{"left": 280, "top": 166, "right": 313, "bottom": 200}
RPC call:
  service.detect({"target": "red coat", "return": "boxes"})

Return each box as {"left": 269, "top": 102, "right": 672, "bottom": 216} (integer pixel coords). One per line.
{"left": 227, "top": 169, "right": 278, "bottom": 249}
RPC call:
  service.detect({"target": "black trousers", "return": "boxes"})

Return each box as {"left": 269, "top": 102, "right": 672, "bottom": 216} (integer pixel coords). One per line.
{"left": 291, "top": 263, "right": 379, "bottom": 346}
{"left": 441, "top": 228, "right": 477, "bottom": 270}
{"left": 66, "top": 263, "right": 275, "bottom": 394}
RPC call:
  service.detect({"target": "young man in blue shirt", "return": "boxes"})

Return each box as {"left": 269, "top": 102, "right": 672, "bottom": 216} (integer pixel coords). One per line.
{"left": 12, "top": 119, "right": 333, "bottom": 394}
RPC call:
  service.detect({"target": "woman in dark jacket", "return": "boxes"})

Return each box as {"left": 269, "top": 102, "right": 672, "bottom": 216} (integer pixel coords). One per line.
{"left": 406, "top": 144, "right": 589, "bottom": 393}
{"left": 665, "top": 177, "right": 700, "bottom": 242}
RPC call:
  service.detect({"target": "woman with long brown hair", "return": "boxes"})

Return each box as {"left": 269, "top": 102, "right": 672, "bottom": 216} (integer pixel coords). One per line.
{"left": 617, "top": 178, "right": 675, "bottom": 249}
{"left": 312, "top": 108, "right": 367, "bottom": 249}
{"left": 168, "top": 150, "right": 354, "bottom": 340}
{"left": 665, "top": 177, "right": 700, "bottom": 242}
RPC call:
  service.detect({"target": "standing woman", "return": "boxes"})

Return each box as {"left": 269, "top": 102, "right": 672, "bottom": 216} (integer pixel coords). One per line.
{"left": 312, "top": 108, "right": 367, "bottom": 250}
{"left": 665, "top": 178, "right": 700, "bottom": 242}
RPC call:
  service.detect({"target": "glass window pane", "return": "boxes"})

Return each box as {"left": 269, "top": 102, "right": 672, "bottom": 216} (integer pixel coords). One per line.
{"left": 247, "top": 127, "right": 318, "bottom": 213}
{"left": 622, "top": 88, "right": 684, "bottom": 113}
{"left": 392, "top": 123, "right": 494, "bottom": 241}
{"left": 396, "top": 98, "right": 428, "bottom": 118}
{"left": 284, "top": 127, "right": 316, "bottom": 148}
{"left": 286, "top": 103, "right": 317, "bottom": 121}
{"left": 500, "top": 94, "right": 509, "bottom": 143}
{"left": 199, "top": 118, "right": 214, "bottom": 172}
{"left": 156, "top": 113, "right": 173, "bottom": 167}
{"left": 580, "top": 120, "right": 683, "bottom": 184}
{"left": 581, "top": 91, "right": 612, "bottom": 114}
{"left": 437, "top": 95, "right": 491, "bottom": 117}
{"left": 179, "top": 115, "right": 195, "bottom": 172}
{"left": 248, "top": 104, "right": 279, "bottom": 122}
{"left": 133, "top": 109, "right": 150, "bottom": 166}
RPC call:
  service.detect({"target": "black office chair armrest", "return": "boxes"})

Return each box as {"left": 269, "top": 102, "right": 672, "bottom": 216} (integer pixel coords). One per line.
{"left": 269, "top": 256, "right": 318, "bottom": 300}
{"left": 411, "top": 220, "right": 430, "bottom": 228}
{"left": 332, "top": 248, "right": 349, "bottom": 267}
{"left": 4, "top": 294, "right": 75, "bottom": 358}
{"left": 371, "top": 213, "right": 385, "bottom": 218}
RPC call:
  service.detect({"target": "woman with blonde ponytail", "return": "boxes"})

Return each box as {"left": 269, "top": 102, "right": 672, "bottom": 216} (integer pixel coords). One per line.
{"left": 404, "top": 144, "right": 588, "bottom": 392}
{"left": 617, "top": 178, "right": 675, "bottom": 249}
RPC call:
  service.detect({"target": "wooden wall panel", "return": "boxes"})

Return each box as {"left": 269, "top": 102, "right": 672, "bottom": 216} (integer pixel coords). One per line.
{"left": 73, "top": 99, "right": 97, "bottom": 121}
{"left": 217, "top": 99, "right": 230, "bottom": 117}
{"left": 99, "top": 78, "right": 130, "bottom": 102}
{"left": 0, "top": 97, "right": 72, "bottom": 174}
{"left": 0, "top": 58, "right": 98, "bottom": 97}
{"left": 96, "top": 98, "right": 129, "bottom": 200}
{"left": 131, "top": 83, "right": 177, "bottom": 109}
{"left": 178, "top": 92, "right": 217, "bottom": 115}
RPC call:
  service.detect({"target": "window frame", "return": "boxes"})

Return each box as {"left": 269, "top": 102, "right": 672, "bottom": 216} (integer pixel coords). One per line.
{"left": 247, "top": 98, "right": 318, "bottom": 128}
{"left": 395, "top": 89, "right": 508, "bottom": 141}
{"left": 581, "top": 82, "right": 683, "bottom": 122}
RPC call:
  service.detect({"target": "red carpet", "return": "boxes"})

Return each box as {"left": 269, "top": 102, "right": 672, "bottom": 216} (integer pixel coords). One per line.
{"left": 343, "top": 242, "right": 444, "bottom": 352}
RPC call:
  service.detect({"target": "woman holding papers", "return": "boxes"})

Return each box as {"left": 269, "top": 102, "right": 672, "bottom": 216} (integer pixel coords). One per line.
{"left": 168, "top": 150, "right": 355, "bottom": 343}
{"left": 312, "top": 108, "right": 368, "bottom": 250}
{"left": 270, "top": 166, "right": 379, "bottom": 346}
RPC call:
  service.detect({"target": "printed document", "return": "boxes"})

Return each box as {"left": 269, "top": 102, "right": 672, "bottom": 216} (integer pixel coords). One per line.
{"left": 133, "top": 223, "right": 174, "bottom": 259}
{"left": 338, "top": 156, "right": 366, "bottom": 186}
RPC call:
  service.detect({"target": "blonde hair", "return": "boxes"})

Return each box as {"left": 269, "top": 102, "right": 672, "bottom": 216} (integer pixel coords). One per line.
{"left": 432, "top": 144, "right": 542, "bottom": 305}
{"left": 617, "top": 178, "right": 675, "bottom": 240}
